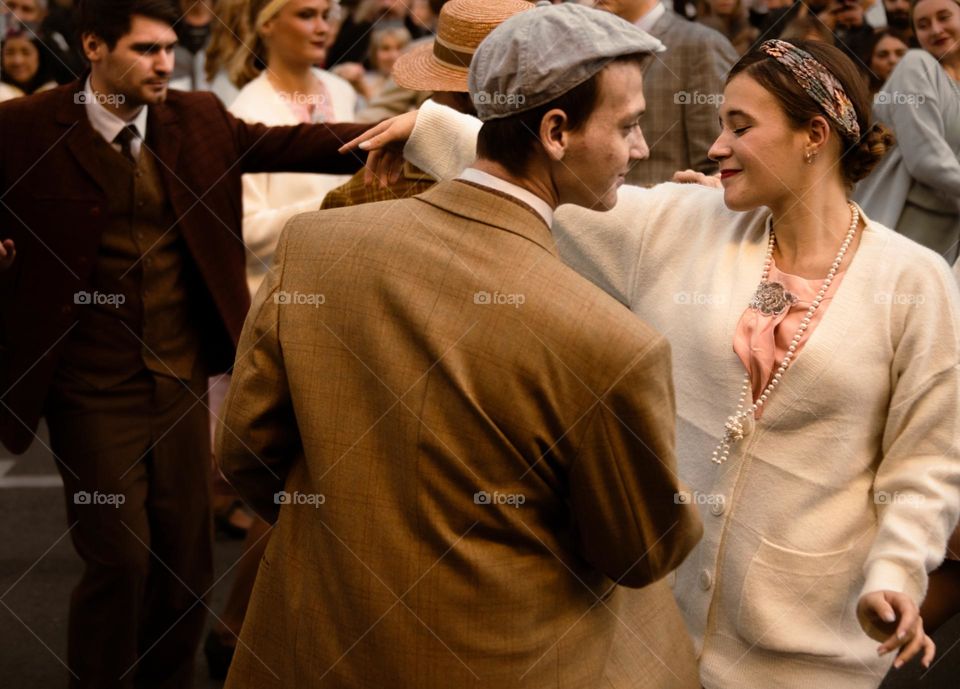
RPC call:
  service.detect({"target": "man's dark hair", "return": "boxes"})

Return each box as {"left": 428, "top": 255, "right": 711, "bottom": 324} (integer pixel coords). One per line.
{"left": 78, "top": 0, "right": 180, "bottom": 50}
{"left": 475, "top": 53, "right": 649, "bottom": 178}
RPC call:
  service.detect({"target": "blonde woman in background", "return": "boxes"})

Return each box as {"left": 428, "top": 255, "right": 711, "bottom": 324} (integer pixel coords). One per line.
{"left": 230, "top": 0, "right": 358, "bottom": 296}
{"left": 364, "top": 26, "right": 411, "bottom": 102}
{"left": 331, "top": 24, "right": 412, "bottom": 105}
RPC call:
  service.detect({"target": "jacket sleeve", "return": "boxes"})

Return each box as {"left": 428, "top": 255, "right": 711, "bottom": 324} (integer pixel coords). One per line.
{"left": 216, "top": 227, "right": 301, "bottom": 523}
{"left": 568, "top": 335, "right": 702, "bottom": 588}
{"left": 215, "top": 93, "right": 371, "bottom": 175}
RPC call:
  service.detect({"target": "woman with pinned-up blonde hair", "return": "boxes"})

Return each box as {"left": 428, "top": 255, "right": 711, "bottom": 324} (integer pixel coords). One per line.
{"left": 230, "top": 0, "right": 358, "bottom": 296}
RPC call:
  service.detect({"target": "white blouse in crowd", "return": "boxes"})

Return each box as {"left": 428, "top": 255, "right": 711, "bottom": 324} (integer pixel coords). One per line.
{"left": 405, "top": 99, "right": 960, "bottom": 689}
{"left": 228, "top": 69, "right": 358, "bottom": 296}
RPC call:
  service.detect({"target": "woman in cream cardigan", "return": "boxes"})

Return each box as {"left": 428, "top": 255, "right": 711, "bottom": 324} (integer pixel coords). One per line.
{"left": 348, "top": 39, "right": 960, "bottom": 689}
{"left": 230, "top": 0, "right": 358, "bottom": 295}
{"left": 855, "top": 0, "right": 960, "bottom": 261}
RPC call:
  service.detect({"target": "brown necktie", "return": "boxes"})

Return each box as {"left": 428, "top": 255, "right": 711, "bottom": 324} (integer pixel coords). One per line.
{"left": 113, "top": 124, "right": 138, "bottom": 164}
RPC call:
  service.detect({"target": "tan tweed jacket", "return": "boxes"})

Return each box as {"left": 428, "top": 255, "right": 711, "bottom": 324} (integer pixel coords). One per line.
{"left": 218, "top": 180, "right": 702, "bottom": 688}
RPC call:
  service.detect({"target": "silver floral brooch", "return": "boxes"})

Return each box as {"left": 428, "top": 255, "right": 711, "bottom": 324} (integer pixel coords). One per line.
{"left": 749, "top": 282, "right": 798, "bottom": 317}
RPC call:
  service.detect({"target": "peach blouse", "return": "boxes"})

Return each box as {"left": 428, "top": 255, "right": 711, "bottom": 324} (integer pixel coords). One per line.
{"left": 734, "top": 261, "right": 846, "bottom": 417}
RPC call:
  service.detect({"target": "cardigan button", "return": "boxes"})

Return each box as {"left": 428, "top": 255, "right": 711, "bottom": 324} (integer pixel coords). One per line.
{"left": 699, "top": 569, "right": 713, "bottom": 591}
{"left": 710, "top": 497, "right": 726, "bottom": 517}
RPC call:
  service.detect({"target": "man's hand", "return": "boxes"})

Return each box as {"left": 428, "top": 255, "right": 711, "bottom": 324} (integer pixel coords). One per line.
{"left": 857, "top": 590, "right": 935, "bottom": 669}
{"left": 672, "top": 169, "right": 722, "bottom": 188}
{"left": 0, "top": 239, "right": 15, "bottom": 271}
{"left": 339, "top": 110, "right": 419, "bottom": 187}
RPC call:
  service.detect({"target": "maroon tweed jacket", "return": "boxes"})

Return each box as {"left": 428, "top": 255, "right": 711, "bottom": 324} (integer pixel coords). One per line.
{"left": 0, "top": 79, "right": 371, "bottom": 454}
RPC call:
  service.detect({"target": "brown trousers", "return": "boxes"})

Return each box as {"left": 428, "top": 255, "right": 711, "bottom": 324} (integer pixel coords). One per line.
{"left": 45, "top": 369, "right": 213, "bottom": 689}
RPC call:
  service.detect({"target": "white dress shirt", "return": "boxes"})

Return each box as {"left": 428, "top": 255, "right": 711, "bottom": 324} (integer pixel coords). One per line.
{"left": 83, "top": 76, "right": 149, "bottom": 161}
{"left": 457, "top": 167, "right": 554, "bottom": 227}
{"left": 635, "top": 1, "right": 666, "bottom": 32}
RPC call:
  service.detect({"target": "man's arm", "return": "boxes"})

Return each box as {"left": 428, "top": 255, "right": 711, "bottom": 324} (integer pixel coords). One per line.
{"left": 217, "top": 227, "right": 301, "bottom": 523}
{"left": 569, "top": 335, "right": 702, "bottom": 588}
{"left": 202, "top": 92, "right": 373, "bottom": 176}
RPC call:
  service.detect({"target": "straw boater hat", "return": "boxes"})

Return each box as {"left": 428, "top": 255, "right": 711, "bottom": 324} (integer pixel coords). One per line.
{"left": 391, "top": 0, "right": 534, "bottom": 93}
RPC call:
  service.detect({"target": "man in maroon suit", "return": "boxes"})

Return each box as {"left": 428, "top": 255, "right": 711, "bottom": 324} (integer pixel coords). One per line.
{"left": 0, "top": 0, "right": 370, "bottom": 685}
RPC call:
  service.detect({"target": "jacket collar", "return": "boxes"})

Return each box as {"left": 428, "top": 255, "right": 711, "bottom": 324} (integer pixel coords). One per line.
{"left": 55, "top": 77, "right": 182, "bottom": 193}
{"left": 414, "top": 180, "right": 558, "bottom": 257}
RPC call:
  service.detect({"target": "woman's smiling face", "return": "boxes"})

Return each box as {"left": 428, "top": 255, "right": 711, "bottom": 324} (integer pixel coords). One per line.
{"left": 708, "top": 73, "right": 815, "bottom": 212}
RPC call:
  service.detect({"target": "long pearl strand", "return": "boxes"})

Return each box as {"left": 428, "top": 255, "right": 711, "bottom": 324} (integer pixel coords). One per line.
{"left": 711, "top": 202, "right": 860, "bottom": 465}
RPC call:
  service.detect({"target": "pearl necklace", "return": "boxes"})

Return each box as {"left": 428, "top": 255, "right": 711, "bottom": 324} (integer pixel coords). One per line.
{"left": 712, "top": 202, "right": 859, "bottom": 465}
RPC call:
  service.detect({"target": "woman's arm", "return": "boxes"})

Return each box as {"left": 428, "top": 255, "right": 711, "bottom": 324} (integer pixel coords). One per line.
{"left": 864, "top": 258, "right": 960, "bottom": 604}
{"left": 402, "top": 99, "right": 481, "bottom": 181}
{"left": 240, "top": 173, "right": 334, "bottom": 270}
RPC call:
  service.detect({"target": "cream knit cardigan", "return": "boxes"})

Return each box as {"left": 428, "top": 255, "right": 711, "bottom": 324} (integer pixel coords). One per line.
{"left": 406, "top": 100, "right": 960, "bottom": 689}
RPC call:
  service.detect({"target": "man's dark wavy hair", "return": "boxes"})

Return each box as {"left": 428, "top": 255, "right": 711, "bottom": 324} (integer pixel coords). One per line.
{"left": 78, "top": 0, "right": 179, "bottom": 50}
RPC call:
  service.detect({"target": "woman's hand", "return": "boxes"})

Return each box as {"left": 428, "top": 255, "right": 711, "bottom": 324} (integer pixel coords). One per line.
{"left": 339, "top": 110, "right": 419, "bottom": 187}
{"left": 857, "top": 590, "right": 936, "bottom": 669}
{"left": 671, "top": 169, "right": 722, "bottom": 189}
{"left": 0, "top": 239, "right": 15, "bottom": 271}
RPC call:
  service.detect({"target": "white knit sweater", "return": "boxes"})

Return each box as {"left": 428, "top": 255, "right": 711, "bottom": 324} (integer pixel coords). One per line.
{"left": 406, "top": 100, "right": 960, "bottom": 689}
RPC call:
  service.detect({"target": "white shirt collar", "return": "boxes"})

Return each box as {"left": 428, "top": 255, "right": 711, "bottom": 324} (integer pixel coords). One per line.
{"left": 457, "top": 167, "right": 554, "bottom": 227}
{"left": 635, "top": 2, "right": 666, "bottom": 32}
{"left": 83, "top": 76, "right": 149, "bottom": 157}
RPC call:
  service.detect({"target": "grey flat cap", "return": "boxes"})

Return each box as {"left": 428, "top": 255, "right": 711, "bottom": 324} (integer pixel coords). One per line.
{"left": 467, "top": 1, "right": 665, "bottom": 122}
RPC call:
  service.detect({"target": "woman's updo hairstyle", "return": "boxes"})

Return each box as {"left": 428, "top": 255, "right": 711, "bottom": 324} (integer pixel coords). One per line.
{"left": 726, "top": 39, "right": 893, "bottom": 187}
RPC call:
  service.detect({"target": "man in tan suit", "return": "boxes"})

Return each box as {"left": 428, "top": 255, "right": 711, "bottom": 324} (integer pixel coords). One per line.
{"left": 218, "top": 4, "right": 701, "bottom": 688}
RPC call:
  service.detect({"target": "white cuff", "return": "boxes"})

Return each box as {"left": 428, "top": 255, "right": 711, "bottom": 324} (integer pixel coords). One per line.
{"left": 860, "top": 559, "right": 926, "bottom": 606}
{"left": 404, "top": 99, "right": 481, "bottom": 182}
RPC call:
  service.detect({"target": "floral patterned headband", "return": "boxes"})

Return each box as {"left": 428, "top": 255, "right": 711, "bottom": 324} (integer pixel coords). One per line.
{"left": 759, "top": 39, "right": 861, "bottom": 141}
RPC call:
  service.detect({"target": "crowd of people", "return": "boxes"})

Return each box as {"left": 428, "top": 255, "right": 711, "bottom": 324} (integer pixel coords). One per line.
{"left": 1, "top": 0, "right": 960, "bottom": 688}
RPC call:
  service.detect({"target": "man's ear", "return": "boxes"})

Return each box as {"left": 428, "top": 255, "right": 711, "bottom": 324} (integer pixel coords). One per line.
{"left": 539, "top": 108, "right": 569, "bottom": 162}
{"left": 81, "top": 32, "right": 106, "bottom": 63}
